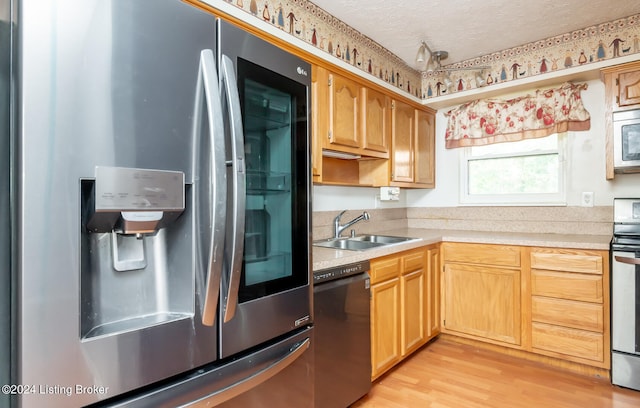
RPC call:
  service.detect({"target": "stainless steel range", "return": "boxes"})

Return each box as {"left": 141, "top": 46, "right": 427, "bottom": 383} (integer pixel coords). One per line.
{"left": 611, "top": 198, "right": 640, "bottom": 391}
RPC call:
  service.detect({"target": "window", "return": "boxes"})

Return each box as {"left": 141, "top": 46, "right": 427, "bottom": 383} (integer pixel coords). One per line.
{"left": 459, "top": 134, "right": 566, "bottom": 205}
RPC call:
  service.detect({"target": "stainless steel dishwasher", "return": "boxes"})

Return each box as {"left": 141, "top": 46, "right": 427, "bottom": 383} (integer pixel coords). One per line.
{"left": 314, "top": 260, "right": 372, "bottom": 408}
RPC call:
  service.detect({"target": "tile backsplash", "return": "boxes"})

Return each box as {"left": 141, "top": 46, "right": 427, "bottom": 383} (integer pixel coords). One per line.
{"left": 313, "top": 208, "right": 408, "bottom": 240}
{"left": 312, "top": 206, "right": 613, "bottom": 239}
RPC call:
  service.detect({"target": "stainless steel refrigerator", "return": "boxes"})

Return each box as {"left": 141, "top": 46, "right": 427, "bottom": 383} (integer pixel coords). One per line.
{"left": 1, "top": 1, "right": 313, "bottom": 407}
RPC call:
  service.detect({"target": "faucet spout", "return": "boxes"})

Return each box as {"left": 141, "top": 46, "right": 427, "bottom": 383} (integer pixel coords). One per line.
{"left": 333, "top": 210, "right": 370, "bottom": 239}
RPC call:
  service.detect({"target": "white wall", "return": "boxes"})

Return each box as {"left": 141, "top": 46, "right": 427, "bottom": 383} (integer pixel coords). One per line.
{"left": 407, "top": 78, "right": 640, "bottom": 207}
{"left": 313, "top": 79, "right": 640, "bottom": 212}
{"left": 312, "top": 185, "right": 407, "bottom": 212}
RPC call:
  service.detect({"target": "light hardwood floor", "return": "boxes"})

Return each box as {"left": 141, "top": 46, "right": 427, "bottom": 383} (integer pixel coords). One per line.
{"left": 352, "top": 339, "right": 640, "bottom": 407}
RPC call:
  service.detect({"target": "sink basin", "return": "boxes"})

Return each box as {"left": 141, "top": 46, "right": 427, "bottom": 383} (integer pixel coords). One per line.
{"left": 349, "top": 234, "right": 419, "bottom": 244}
{"left": 313, "top": 234, "right": 420, "bottom": 251}
{"left": 313, "top": 238, "right": 385, "bottom": 251}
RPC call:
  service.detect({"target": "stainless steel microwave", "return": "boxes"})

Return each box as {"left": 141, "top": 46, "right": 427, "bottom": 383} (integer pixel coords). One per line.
{"left": 614, "top": 109, "right": 640, "bottom": 172}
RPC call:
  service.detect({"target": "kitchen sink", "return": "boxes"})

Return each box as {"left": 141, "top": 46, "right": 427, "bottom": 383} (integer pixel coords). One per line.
{"left": 313, "top": 234, "right": 420, "bottom": 251}
{"left": 349, "top": 234, "right": 418, "bottom": 244}
{"left": 313, "top": 238, "right": 385, "bottom": 251}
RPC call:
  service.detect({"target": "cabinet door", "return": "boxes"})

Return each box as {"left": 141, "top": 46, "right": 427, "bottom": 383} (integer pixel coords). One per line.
{"left": 401, "top": 269, "right": 425, "bottom": 356}
{"left": 618, "top": 70, "right": 640, "bottom": 107}
{"left": 391, "top": 100, "right": 415, "bottom": 182}
{"left": 371, "top": 278, "right": 401, "bottom": 379}
{"left": 362, "top": 88, "right": 390, "bottom": 154}
{"left": 414, "top": 109, "right": 435, "bottom": 187}
{"left": 311, "top": 66, "right": 325, "bottom": 182}
{"left": 443, "top": 263, "right": 521, "bottom": 345}
{"left": 426, "top": 246, "right": 440, "bottom": 339}
{"left": 327, "top": 72, "right": 361, "bottom": 149}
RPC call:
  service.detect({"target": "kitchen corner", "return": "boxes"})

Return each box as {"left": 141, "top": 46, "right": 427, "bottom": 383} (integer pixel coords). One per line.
{"left": 312, "top": 206, "right": 612, "bottom": 271}
{"left": 313, "top": 207, "right": 614, "bottom": 384}
{"left": 313, "top": 227, "right": 611, "bottom": 271}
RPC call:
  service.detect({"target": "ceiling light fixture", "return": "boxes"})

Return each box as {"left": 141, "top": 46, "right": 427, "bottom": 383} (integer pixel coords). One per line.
{"left": 415, "top": 40, "right": 490, "bottom": 74}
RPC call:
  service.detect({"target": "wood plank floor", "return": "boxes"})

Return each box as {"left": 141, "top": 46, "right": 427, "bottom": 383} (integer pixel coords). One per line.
{"left": 352, "top": 339, "right": 640, "bottom": 407}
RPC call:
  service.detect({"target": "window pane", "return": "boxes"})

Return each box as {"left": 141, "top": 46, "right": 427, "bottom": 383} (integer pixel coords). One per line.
{"left": 468, "top": 153, "right": 559, "bottom": 195}
{"left": 470, "top": 134, "right": 558, "bottom": 156}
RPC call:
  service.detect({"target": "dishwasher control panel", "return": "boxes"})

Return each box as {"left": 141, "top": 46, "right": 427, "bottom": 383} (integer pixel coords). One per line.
{"left": 313, "top": 260, "right": 370, "bottom": 284}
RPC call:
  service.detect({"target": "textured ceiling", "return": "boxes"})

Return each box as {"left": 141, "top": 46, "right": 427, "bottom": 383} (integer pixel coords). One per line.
{"left": 310, "top": 0, "right": 640, "bottom": 70}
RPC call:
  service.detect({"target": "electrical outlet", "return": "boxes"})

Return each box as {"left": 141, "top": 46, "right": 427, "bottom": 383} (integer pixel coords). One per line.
{"left": 380, "top": 186, "right": 400, "bottom": 201}
{"left": 581, "top": 192, "right": 594, "bottom": 207}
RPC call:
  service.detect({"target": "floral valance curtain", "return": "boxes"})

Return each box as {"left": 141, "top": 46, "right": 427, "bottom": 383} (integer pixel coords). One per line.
{"left": 444, "top": 82, "right": 591, "bottom": 149}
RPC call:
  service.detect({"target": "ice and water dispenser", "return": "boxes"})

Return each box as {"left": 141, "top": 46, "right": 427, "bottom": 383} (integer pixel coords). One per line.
{"left": 80, "top": 166, "right": 192, "bottom": 339}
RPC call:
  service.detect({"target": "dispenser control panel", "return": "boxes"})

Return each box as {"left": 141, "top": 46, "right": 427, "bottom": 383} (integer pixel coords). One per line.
{"left": 94, "top": 166, "right": 184, "bottom": 211}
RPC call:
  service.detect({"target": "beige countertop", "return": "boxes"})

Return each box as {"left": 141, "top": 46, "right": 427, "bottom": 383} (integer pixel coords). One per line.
{"left": 312, "top": 228, "right": 612, "bottom": 271}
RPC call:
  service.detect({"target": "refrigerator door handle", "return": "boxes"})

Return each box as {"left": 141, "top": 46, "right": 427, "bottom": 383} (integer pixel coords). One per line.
{"left": 181, "top": 338, "right": 310, "bottom": 407}
{"left": 220, "top": 55, "right": 246, "bottom": 323}
{"left": 197, "top": 49, "right": 227, "bottom": 327}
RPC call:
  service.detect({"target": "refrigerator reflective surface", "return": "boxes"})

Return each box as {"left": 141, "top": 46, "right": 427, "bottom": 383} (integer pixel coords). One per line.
{"left": 3, "top": 1, "right": 312, "bottom": 407}
{"left": 218, "top": 20, "right": 312, "bottom": 358}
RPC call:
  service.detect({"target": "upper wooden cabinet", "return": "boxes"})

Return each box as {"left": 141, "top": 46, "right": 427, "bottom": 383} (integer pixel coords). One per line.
{"left": 617, "top": 70, "right": 640, "bottom": 107}
{"left": 314, "top": 66, "right": 389, "bottom": 159}
{"left": 601, "top": 61, "right": 640, "bottom": 179}
{"left": 327, "top": 72, "right": 362, "bottom": 149}
{"left": 415, "top": 110, "right": 436, "bottom": 187}
{"left": 390, "top": 100, "right": 415, "bottom": 183}
{"left": 362, "top": 88, "right": 391, "bottom": 154}
{"left": 312, "top": 65, "right": 435, "bottom": 188}
{"left": 312, "top": 66, "right": 389, "bottom": 187}
{"left": 390, "top": 100, "right": 436, "bottom": 188}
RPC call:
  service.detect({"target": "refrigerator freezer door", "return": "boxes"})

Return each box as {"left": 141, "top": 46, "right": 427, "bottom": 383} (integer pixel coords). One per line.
{"left": 104, "top": 327, "right": 313, "bottom": 408}
{"left": 15, "top": 1, "right": 220, "bottom": 406}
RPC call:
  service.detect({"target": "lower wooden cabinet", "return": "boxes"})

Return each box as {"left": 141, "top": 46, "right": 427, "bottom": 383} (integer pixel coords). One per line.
{"left": 366, "top": 241, "right": 609, "bottom": 380}
{"left": 441, "top": 243, "right": 610, "bottom": 372}
{"left": 529, "top": 248, "right": 610, "bottom": 367}
{"left": 370, "top": 277, "right": 401, "bottom": 377}
{"left": 370, "top": 245, "right": 439, "bottom": 380}
{"left": 426, "top": 246, "right": 440, "bottom": 339}
{"left": 401, "top": 251, "right": 427, "bottom": 356}
{"left": 441, "top": 243, "right": 522, "bottom": 347}
{"left": 443, "top": 263, "right": 521, "bottom": 345}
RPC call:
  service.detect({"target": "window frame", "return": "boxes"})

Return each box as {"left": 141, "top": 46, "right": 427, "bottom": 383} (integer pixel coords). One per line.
{"left": 459, "top": 133, "right": 567, "bottom": 206}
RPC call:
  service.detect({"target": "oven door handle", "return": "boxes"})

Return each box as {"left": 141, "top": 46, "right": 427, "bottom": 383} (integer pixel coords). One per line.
{"left": 615, "top": 255, "right": 640, "bottom": 265}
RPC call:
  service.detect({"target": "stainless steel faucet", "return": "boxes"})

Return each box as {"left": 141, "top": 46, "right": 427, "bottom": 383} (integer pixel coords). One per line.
{"left": 333, "top": 210, "right": 370, "bottom": 238}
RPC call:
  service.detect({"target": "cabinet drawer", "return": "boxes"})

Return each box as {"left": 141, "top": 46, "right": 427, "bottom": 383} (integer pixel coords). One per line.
{"left": 531, "top": 270, "right": 603, "bottom": 303}
{"left": 370, "top": 257, "right": 401, "bottom": 284}
{"left": 532, "top": 296, "right": 603, "bottom": 332}
{"left": 442, "top": 243, "right": 520, "bottom": 267}
{"left": 530, "top": 250, "right": 602, "bottom": 275}
{"left": 532, "top": 322, "right": 604, "bottom": 362}
{"left": 403, "top": 249, "right": 426, "bottom": 274}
